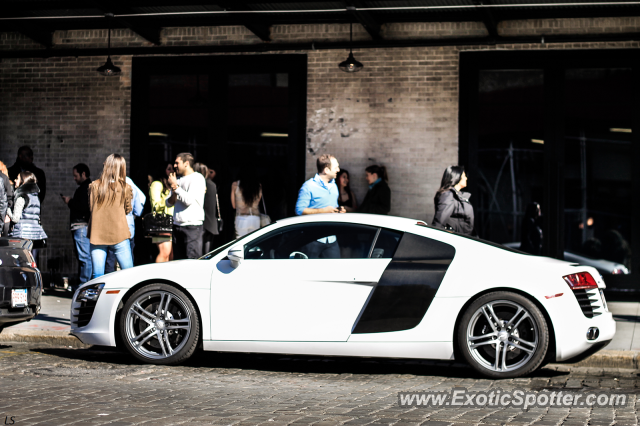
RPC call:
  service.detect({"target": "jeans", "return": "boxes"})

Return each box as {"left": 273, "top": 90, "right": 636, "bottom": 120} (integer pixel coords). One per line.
{"left": 91, "top": 239, "right": 133, "bottom": 279}
{"left": 173, "top": 225, "right": 204, "bottom": 260}
{"left": 72, "top": 226, "right": 92, "bottom": 285}
{"left": 105, "top": 238, "right": 135, "bottom": 274}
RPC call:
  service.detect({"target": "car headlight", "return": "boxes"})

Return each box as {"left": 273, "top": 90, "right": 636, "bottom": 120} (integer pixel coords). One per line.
{"left": 77, "top": 283, "right": 105, "bottom": 302}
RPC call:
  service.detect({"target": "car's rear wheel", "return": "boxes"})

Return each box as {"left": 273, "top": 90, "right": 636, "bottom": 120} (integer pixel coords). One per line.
{"left": 457, "top": 291, "right": 549, "bottom": 379}
{"left": 120, "top": 284, "right": 199, "bottom": 365}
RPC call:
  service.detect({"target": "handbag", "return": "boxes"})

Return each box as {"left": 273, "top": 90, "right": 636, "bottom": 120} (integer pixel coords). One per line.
{"left": 216, "top": 193, "right": 224, "bottom": 232}
{"left": 260, "top": 195, "right": 271, "bottom": 228}
{"left": 143, "top": 211, "right": 173, "bottom": 235}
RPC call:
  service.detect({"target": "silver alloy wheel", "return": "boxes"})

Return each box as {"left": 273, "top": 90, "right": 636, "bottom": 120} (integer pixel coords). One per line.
{"left": 124, "top": 290, "right": 192, "bottom": 360}
{"left": 466, "top": 299, "right": 538, "bottom": 372}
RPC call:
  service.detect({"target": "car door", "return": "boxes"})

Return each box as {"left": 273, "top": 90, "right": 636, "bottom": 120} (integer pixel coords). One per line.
{"left": 210, "top": 222, "right": 395, "bottom": 342}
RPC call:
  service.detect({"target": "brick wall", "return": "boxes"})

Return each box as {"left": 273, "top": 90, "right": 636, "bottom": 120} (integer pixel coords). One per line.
{"left": 1, "top": 17, "right": 638, "bottom": 274}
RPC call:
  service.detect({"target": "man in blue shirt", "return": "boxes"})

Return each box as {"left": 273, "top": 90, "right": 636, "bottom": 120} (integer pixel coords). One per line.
{"left": 105, "top": 176, "right": 146, "bottom": 272}
{"left": 295, "top": 154, "right": 345, "bottom": 216}
{"left": 295, "top": 154, "right": 345, "bottom": 258}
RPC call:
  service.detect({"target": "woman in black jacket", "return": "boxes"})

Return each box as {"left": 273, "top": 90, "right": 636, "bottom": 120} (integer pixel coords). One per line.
{"left": 432, "top": 165, "right": 474, "bottom": 235}
{"left": 358, "top": 165, "right": 391, "bottom": 215}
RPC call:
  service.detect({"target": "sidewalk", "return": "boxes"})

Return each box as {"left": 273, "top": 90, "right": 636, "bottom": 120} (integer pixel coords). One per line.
{"left": 1, "top": 289, "right": 640, "bottom": 368}
{"left": 0, "top": 288, "right": 87, "bottom": 347}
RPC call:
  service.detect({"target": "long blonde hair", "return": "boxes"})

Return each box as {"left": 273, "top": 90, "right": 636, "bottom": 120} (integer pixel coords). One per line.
{"left": 93, "top": 154, "right": 127, "bottom": 207}
{"left": 0, "top": 161, "right": 8, "bottom": 176}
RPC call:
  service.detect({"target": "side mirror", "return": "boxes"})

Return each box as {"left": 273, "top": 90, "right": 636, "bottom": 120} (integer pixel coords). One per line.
{"left": 228, "top": 245, "right": 244, "bottom": 268}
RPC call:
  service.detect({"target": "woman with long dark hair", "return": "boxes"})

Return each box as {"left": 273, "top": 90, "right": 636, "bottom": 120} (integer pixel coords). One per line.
{"left": 336, "top": 169, "right": 357, "bottom": 212}
{"left": 231, "top": 171, "right": 262, "bottom": 238}
{"left": 358, "top": 165, "right": 391, "bottom": 215}
{"left": 149, "top": 163, "right": 174, "bottom": 262}
{"left": 88, "top": 154, "right": 133, "bottom": 278}
{"left": 7, "top": 171, "right": 47, "bottom": 258}
{"left": 432, "top": 165, "right": 474, "bottom": 235}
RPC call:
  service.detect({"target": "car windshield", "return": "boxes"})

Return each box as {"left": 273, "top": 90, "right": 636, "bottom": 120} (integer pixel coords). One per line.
{"left": 199, "top": 222, "right": 278, "bottom": 260}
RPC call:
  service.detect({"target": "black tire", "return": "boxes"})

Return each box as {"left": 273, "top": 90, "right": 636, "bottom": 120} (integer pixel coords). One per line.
{"left": 457, "top": 291, "right": 549, "bottom": 379}
{"left": 119, "top": 283, "right": 200, "bottom": 365}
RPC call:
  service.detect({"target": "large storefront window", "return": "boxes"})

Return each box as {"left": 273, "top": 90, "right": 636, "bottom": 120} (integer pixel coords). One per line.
{"left": 131, "top": 55, "right": 307, "bottom": 245}
{"left": 564, "top": 68, "right": 632, "bottom": 274}
{"left": 477, "top": 70, "right": 544, "bottom": 244}
{"left": 147, "top": 74, "right": 210, "bottom": 168}
{"left": 461, "top": 51, "right": 639, "bottom": 283}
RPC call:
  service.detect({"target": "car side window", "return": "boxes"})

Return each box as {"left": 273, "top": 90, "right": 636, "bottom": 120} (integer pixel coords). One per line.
{"left": 370, "top": 228, "right": 403, "bottom": 259}
{"left": 245, "top": 223, "right": 379, "bottom": 260}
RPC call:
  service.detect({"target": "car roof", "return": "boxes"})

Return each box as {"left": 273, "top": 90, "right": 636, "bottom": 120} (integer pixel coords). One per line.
{"left": 273, "top": 213, "right": 425, "bottom": 229}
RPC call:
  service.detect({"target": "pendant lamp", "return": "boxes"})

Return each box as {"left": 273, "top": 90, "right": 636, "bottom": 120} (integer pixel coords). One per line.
{"left": 97, "top": 27, "right": 121, "bottom": 76}
{"left": 339, "top": 22, "right": 363, "bottom": 73}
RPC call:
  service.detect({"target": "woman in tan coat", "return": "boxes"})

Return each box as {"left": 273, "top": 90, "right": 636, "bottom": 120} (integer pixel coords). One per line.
{"left": 89, "top": 154, "right": 133, "bottom": 278}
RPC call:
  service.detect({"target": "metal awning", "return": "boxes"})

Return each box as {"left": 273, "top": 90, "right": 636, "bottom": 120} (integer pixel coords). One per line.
{"left": 2, "top": 0, "right": 640, "bottom": 54}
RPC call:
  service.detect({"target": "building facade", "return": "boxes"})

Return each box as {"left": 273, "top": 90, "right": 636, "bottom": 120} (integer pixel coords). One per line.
{"left": 1, "top": 16, "right": 637, "bottom": 284}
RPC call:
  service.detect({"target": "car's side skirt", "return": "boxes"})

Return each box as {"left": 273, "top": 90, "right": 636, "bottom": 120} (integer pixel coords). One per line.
{"left": 202, "top": 340, "right": 454, "bottom": 360}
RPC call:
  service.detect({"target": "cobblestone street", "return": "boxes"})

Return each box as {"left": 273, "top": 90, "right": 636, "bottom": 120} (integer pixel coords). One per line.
{"left": 0, "top": 343, "right": 639, "bottom": 426}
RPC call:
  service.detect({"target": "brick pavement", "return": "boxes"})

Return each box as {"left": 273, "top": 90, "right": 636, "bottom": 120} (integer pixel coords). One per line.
{"left": 0, "top": 343, "right": 639, "bottom": 426}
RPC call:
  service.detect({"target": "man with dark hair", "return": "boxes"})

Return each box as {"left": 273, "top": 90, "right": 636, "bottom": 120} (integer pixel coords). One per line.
{"left": 8, "top": 145, "right": 47, "bottom": 203}
{"left": 167, "top": 152, "right": 206, "bottom": 259}
{"left": 295, "top": 154, "right": 344, "bottom": 216}
{"left": 176, "top": 152, "right": 195, "bottom": 168}
{"left": 61, "top": 163, "right": 92, "bottom": 290}
{"left": 294, "top": 154, "right": 345, "bottom": 259}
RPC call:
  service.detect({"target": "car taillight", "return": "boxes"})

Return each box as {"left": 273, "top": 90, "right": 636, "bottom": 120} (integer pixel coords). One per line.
{"left": 563, "top": 272, "right": 598, "bottom": 290}
{"left": 27, "top": 252, "right": 36, "bottom": 268}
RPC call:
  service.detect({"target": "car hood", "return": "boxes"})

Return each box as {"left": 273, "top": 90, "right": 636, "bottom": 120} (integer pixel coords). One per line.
{"left": 81, "top": 259, "right": 211, "bottom": 290}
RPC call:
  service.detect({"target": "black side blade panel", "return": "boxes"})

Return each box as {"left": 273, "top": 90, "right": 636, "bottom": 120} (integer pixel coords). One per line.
{"left": 352, "top": 232, "right": 455, "bottom": 334}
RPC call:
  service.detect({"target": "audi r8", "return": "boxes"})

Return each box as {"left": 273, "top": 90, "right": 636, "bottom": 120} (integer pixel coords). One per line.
{"left": 71, "top": 214, "right": 615, "bottom": 378}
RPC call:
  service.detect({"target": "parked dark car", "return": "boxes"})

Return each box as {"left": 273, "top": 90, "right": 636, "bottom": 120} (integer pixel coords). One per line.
{"left": 0, "top": 238, "right": 42, "bottom": 332}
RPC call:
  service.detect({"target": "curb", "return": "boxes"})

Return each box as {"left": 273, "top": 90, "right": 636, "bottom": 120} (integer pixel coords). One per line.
{"left": 0, "top": 331, "right": 90, "bottom": 348}
{"left": 551, "top": 350, "right": 640, "bottom": 370}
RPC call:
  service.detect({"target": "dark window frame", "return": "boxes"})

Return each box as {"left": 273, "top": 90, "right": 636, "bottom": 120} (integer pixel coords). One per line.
{"left": 130, "top": 55, "right": 308, "bottom": 237}
{"left": 459, "top": 49, "right": 640, "bottom": 286}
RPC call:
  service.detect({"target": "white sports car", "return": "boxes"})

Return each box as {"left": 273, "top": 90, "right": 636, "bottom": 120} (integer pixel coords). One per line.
{"left": 71, "top": 214, "right": 615, "bottom": 378}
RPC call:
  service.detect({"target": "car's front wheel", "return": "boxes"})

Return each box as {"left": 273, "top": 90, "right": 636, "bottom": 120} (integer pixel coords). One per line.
{"left": 457, "top": 291, "right": 549, "bottom": 379}
{"left": 120, "top": 284, "right": 200, "bottom": 365}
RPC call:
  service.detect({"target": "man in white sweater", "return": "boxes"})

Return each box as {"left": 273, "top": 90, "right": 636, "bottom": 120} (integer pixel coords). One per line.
{"left": 167, "top": 152, "right": 207, "bottom": 259}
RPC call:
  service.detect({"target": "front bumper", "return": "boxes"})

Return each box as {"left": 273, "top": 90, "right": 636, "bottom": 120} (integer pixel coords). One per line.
{"left": 70, "top": 285, "right": 122, "bottom": 347}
